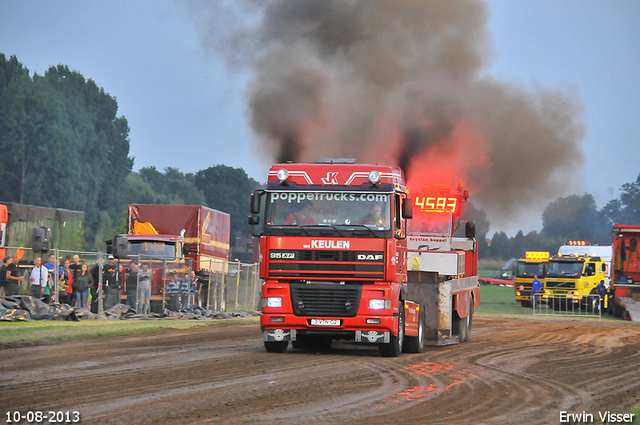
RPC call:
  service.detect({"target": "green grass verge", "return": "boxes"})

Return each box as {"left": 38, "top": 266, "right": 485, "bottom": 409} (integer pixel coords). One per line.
{"left": 0, "top": 317, "right": 259, "bottom": 344}
{"left": 632, "top": 405, "right": 640, "bottom": 425}
{"left": 476, "top": 284, "right": 621, "bottom": 322}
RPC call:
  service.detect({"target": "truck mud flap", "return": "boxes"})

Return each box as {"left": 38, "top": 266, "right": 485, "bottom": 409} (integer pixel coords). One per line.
{"left": 355, "top": 330, "right": 390, "bottom": 344}
{"left": 263, "top": 329, "right": 296, "bottom": 342}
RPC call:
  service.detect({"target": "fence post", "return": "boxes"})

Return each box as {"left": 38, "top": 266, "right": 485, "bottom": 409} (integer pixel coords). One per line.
{"left": 234, "top": 259, "right": 241, "bottom": 310}
{"left": 98, "top": 252, "right": 104, "bottom": 314}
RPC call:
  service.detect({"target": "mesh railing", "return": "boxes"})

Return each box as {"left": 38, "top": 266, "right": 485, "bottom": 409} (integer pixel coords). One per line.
{"left": 0, "top": 246, "right": 261, "bottom": 315}
{"left": 532, "top": 293, "right": 602, "bottom": 320}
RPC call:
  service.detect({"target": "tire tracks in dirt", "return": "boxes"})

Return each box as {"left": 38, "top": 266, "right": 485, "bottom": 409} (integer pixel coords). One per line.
{"left": 1, "top": 317, "right": 640, "bottom": 424}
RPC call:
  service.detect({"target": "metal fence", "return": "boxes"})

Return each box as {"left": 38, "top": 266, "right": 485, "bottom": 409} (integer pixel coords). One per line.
{"left": 1, "top": 246, "right": 262, "bottom": 314}
{"left": 532, "top": 293, "right": 602, "bottom": 320}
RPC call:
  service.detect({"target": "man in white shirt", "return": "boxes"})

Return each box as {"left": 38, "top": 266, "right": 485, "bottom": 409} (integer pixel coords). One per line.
{"left": 30, "top": 257, "right": 49, "bottom": 300}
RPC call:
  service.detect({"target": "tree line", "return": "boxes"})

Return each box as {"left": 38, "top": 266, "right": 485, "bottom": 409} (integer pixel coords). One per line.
{"left": 0, "top": 54, "right": 260, "bottom": 252}
{"left": 1, "top": 53, "right": 638, "bottom": 257}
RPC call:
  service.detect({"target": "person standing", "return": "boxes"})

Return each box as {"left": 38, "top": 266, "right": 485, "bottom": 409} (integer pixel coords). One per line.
{"left": 30, "top": 257, "right": 49, "bottom": 300}
{"left": 125, "top": 262, "right": 138, "bottom": 310}
{"left": 103, "top": 256, "right": 119, "bottom": 310}
{"left": 69, "top": 254, "right": 82, "bottom": 307}
{"left": 595, "top": 280, "right": 607, "bottom": 313}
{"left": 166, "top": 275, "right": 180, "bottom": 312}
{"left": 58, "top": 259, "right": 73, "bottom": 305}
{"left": 74, "top": 262, "right": 93, "bottom": 309}
{"left": 5, "top": 254, "right": 23, "bottom": 296}
{"left": 43, "top": 254, "right": 57, "bottom": 304}
{"left": 190, "top": 270, "right": 199, "bottom": 306}
{"left": 179, "top": 275, "right": 190, "bottom": 310}
{"left": 137, "top": 263, "right": 152, "bottom": 314}
{"left": 0, "top": 256, "right": 10, "bottom": 297}
{"left": 531, "top": 275, "right": 544, "bottom": 308}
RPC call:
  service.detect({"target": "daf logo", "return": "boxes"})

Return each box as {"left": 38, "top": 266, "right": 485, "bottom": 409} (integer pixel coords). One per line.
{"left": 357, "top": 254, "right": 383, "bottom": 261}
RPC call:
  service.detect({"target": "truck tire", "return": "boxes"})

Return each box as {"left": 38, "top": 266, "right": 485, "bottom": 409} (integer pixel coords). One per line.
{"left": 380, "top": 304, "right": 404, "bottom": 357}
{"left": 464, "top": 307, "right": 474, "bottom": 342}
{"left": 403, "top": 307, "right": 424, "bottom": 353}
{"left": 264, "top": 341, "right": 288, "bottom": 353}
{"left": 452, "top": 311, "right": 468, "bottom": 343}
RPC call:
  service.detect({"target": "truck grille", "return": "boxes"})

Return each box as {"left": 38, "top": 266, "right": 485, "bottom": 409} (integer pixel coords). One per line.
{"left": 290, "top": 283, "right": 361, "bottom": 317}
{"left": 546, "top": 281, "right": 576, "bottom": 289}
{"left": 269, "top": 250, "right": 384, "bottom": 281}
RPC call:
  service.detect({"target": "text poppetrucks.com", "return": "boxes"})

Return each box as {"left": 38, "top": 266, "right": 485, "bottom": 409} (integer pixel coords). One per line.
{"left": 560, "top": 411, "right": 635, "bottom": 423}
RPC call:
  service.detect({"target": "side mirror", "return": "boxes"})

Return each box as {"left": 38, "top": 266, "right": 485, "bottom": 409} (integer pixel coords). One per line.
{"left": 112, "top": 235, "right": 129, "bottom": 259}
{"left": 465, "top": 221, "right": 476, "bottom": 239}
{"left": 248, "top": 215, "right": 260, "bottom": 225}
{"left": 251, "top": 190, "right": 264, "bottom": 214}
{"left": 402, "top": 198, "right": 413, "bottom": 219}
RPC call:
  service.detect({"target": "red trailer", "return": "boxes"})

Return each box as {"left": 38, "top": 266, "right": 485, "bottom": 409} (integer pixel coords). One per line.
{"left": 118, "top": 205, "right": 230, "bottom": 311}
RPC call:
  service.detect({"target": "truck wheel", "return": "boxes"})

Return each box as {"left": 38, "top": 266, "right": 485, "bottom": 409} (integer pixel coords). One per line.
{"left": 264, "top": 341, "right": 288, "bottom": 353}
{"left": 464, "top": 307, "right": 474, "bottom": 342}
{"left": 452, "top": 311, "right": 468, "bottom": 343}
{"left": 403, "top": 307, "right": 424, "bottom": 353}
{"left": 380, "top": 304, "right": 404, "bottom": 357}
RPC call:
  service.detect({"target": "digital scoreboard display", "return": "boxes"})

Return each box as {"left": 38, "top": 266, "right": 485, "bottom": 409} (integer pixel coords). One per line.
{"left": 413, "top": 196, "right": 459, "bottom": 214}
{"left": 409, "top": 191, "right": 462, "bottom": 236}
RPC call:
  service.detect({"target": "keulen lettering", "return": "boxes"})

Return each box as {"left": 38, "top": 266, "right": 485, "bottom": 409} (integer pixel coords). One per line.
{"left": 311, "top": 240, "right": 350, "bottom": 249}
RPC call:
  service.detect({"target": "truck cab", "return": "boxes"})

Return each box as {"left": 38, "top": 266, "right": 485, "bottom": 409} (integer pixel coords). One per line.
{"left": 251, "top": 159, "right": 479, "bottom": 356}
{"left": 252, "top": 160, "right": 412, "bottom": 355}
{"left": 544, "top": 243, "right": 609, "bottom": 311}
{"left": 514, "top": 251, "right": 549, "bottom": 307}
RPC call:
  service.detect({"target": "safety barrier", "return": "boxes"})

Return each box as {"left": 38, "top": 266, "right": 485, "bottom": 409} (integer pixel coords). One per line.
{"left": 0, "top": 246, "right": 261, "bottom": 315}
{"left": 532, "top": 292, "right": 602, "bottom": 321}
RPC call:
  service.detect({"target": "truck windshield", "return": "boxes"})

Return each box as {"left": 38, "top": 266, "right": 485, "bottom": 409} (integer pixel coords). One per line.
{"left": 516, "top": 262, "right": 546, "bottom": 278}
{"left": 128, "top": 241, "right": 176, "bottom": 260}
{"left": 546, "top": 261, "right": 583, "bottom": 278}
{"left": 266, "top": 191, "right": 391, "bottom": 230}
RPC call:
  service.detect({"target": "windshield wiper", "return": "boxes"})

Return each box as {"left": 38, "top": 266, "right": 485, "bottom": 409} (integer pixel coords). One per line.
{"left": 342, "top": 224, "right": 385, "bottom": 237}
{"left": 316, "top": 224, "right": 347, "bottom": 237}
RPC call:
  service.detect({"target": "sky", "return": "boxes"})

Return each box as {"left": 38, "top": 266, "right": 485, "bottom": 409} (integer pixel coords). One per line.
{"left": 1, "top": 0, "right": 639, "bottom": 236}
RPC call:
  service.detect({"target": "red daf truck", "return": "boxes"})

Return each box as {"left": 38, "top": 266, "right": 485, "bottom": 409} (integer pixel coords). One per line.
{"left": 249, "top": 159, "right": 479, "bottom": 356}
{"left": 117, "top": 204, "right": 230, "bottom": 311}
{"left": 610, "top": 224, "right": 640, "bottom": 321}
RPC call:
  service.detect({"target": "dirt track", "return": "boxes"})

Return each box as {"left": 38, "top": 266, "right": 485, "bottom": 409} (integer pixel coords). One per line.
{"left": 1, "top": 317, "right": 640, "bottom": 425}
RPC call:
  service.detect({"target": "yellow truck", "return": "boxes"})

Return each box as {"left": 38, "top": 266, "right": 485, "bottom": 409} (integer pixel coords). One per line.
{"left": 514, "top": 252, "right": 549, "bottom": 307}
{"left": 544, "top": 243, "right": 612, "bottom": 311}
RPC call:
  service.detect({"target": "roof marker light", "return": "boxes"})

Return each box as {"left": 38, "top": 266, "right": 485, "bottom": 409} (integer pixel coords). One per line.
{"left": 276, "top": 168, "right": 289, "bottom": 182}
{"left": 368, "top": 170, "right": 381, "bottom": 184}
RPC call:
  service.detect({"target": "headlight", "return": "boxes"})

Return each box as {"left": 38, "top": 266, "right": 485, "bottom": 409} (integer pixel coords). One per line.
{"left": 368, "top": 170, "right": 381, "bottom": 184}
{"left": 369, "top": 299, "right": 391, "bottom": 309}
{"left": 276, "top": 168, "right": 289, "bottom": 182}
{"left": 265, "top": 297, "right": 282, "bottom": 308}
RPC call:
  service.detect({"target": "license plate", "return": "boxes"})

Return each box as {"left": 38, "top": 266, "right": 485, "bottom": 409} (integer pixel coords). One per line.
{"left": 310, "top": 319, "right": 340, "bottom": 326}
